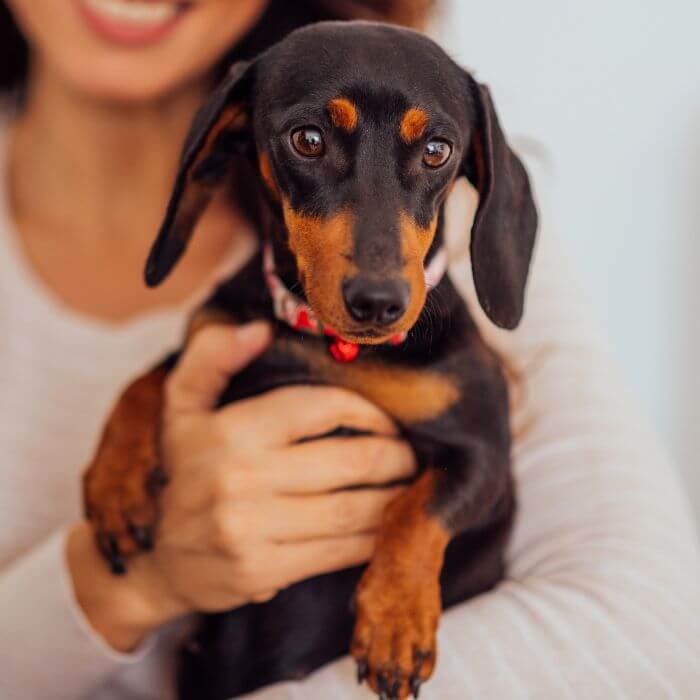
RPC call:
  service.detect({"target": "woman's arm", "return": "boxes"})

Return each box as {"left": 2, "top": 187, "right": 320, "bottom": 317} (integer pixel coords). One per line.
{"left": 0, "top": 527, "right": 158, "bottom": 700}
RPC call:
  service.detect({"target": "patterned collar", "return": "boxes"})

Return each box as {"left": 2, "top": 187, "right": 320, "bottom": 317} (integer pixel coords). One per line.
{"left": 263, "top": 243, "right": 448, "bottom": 362}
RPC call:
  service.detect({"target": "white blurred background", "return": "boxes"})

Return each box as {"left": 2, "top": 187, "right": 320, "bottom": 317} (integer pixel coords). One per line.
{"left": 432, "top": 0, "right": 700, "bottom": 525}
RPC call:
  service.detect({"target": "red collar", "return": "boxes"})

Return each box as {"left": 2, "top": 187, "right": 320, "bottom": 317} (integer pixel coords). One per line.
{"left": 263, "top": 243, "right": 448, "bottom": 363}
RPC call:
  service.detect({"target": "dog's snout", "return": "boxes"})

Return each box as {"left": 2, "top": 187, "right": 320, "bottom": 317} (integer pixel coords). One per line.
{"left": 343, "top": 276, "right": 410, "bottom": 326}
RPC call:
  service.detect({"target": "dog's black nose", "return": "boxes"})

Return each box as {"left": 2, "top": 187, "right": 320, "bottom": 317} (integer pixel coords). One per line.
{"left": 343, "top": 276, "right": 409, "bottom": 326}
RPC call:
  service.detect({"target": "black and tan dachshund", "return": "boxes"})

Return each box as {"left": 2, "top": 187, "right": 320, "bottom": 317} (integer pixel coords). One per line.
{"left": 83, "top": 20, "right": 537, "bottom": 700}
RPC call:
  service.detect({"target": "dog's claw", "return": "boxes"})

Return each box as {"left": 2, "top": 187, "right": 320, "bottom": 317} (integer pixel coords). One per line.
{"left": 377, "top": 672, "right": 389, "bottom": 695}
{"left": 146, "top": 465, "right": 168, "bottom": 495}
{"left": 110, "top": 557, "right": 126, "bottom": 575}
{"left": 410, "top": 675, "right": 422, "bottom": 698}
{"left": 390, "top": 679, "right": 401, "bottom": 699}
{"left": 108, "top": 543, "right": 125, "bottom": 574}
{"left": 128, "top": 523, "right": 153, "bottom": 550}
{"left": 99, "top": 533, "right": 126, "bottom": 575}
{"left": 357, "top": 660, "right": 369, "bottom": 684}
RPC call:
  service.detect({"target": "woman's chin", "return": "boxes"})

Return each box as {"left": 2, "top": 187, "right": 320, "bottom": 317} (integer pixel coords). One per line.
{"left": 57, "top": 61, "right": 209, "bottom": 104}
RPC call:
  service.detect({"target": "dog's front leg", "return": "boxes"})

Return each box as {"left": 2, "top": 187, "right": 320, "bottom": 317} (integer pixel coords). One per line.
{"left": 83, "top": 308, "right": 237, "bottom": 573}
{"left": 83, "top": 365, "right": 169, "bottom": 573}
{"left": 351, "top": 470, "right": 446, "bottom": 699}
{"left": 351, "top": 439, "right": 510, "bottom": 700}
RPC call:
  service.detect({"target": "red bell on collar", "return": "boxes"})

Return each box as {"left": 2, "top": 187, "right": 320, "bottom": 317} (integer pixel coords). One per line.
{"left": 328, "top": 338, "right": 360, "bottom": 363}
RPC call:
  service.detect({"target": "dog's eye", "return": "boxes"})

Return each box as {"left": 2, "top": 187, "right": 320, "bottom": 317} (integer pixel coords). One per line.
{"left": 291, "top": 128, "right": 325, "bottom": 158}
{"left": 423, "top": 140, "right": 452, "bottom": 168}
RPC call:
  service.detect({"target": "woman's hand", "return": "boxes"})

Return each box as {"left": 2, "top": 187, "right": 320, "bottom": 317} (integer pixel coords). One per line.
{"left": 68, "top": 322, "right": 416, "bottom": 651}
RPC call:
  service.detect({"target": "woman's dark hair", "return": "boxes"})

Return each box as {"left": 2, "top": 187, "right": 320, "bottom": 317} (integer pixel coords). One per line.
{"left": 0, "top": 2, "right": 27, "bottom": 90}
{"left": 0, "top": 0, "right": 434, "bottom": 92}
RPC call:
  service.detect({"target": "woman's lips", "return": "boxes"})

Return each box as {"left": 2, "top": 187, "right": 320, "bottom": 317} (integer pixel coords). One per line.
{"left": 77, "top": 0, "right": 189, "bottom": 47}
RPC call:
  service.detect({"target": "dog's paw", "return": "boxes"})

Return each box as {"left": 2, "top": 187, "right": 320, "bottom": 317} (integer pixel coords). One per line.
{"left": 82, "top": 369, "right": 167, "bottom": 574}
{"left": 351, "top": 566, "right": 440, "bottom": 699}
{"left": 84, "top": 454, "right": 165, "bottom": 574}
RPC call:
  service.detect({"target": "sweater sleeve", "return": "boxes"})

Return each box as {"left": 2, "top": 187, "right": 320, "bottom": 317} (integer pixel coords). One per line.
{"left": 0, "top": 528, "right": 153, "bottom": 700}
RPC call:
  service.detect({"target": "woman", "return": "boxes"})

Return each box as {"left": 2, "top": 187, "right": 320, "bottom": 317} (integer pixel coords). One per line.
{"left": 1, "top": 1, "right": 698, "bottom": 699}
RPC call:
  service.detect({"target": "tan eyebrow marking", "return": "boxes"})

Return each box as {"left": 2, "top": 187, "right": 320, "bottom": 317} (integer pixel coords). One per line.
{"left": 327, "top": 98, "right": 358, "bottom": 133}
{"left": 400, "top": 107, "right": 430, "bottom": 144}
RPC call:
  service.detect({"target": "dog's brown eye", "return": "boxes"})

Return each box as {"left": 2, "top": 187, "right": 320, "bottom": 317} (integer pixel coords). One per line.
{"left": 291, "top": 128, "right": 325, "bottom": 158}
{"left": 423, "top": 140, "right": 452, "bottom": 168}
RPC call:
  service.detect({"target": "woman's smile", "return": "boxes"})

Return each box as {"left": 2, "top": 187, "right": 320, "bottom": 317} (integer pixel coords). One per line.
{"left": 5, "top": 0, "right": 267, "bottom": 100}
{"left": 77, "top": 0, "right": 192, "bottom": 47}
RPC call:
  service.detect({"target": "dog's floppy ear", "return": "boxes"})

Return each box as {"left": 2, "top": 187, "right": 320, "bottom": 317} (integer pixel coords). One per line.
{"left": 462, "top": 79, "right": 538, "bottom": 329}
{"left": 145, "top": 61, "right": 254, "bottom": 286}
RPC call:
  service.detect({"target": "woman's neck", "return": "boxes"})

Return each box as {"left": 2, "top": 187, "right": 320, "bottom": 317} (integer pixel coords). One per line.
{"left": 6, "top": 61, "right": 253, "bottom": 322}
{"left": 11, "top": 60, "right": 208, "bottom": 245}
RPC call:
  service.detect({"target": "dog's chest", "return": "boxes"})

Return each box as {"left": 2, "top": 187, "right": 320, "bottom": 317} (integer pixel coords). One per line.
{"left": 225, "top": 332, "right": 460, "bottom": 426}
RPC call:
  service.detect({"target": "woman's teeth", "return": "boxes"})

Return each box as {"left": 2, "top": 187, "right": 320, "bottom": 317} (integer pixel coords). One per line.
{"left": 83, "top": 0, "right": 180, "bottom": 25}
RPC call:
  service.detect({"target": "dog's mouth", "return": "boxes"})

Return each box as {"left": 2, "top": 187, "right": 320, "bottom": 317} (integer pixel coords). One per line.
{"left": 335, "top": 330, "right": 388, "bottom": 345}
{"left": 358, "top": 328, "right": 381, "bottom": 338}
{"left": 309, "top": 309, "right": 415, "bottom": 346}
{"left": 334, "top": 326, "right": 402, "bottom": 345}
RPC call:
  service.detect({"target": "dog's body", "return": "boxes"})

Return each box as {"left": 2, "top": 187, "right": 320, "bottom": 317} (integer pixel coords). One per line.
{"left": 174, "top": 247, "right": 516, "bottom": 699}
{"left": 84, "top": 21, "right": 537, "bottom": 700}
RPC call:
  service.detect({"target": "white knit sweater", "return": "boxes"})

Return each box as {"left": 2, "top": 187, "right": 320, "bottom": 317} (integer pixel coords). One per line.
{"left": 0, "top": 118, "right": 698, "bottom": 700}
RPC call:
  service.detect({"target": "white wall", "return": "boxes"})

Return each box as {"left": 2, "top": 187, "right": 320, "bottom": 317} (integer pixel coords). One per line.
{"left": 433, "top": 1, "right": 700, "bottom": 524}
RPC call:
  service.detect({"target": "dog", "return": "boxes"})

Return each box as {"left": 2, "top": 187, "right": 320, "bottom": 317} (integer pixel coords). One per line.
{"left": 83, "top": 20, "right": 537, "bottom": 700}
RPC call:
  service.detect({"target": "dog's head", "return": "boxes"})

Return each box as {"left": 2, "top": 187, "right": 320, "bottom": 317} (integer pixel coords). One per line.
{"left": 146, "top": 21, "right": 538, "bottom": 340}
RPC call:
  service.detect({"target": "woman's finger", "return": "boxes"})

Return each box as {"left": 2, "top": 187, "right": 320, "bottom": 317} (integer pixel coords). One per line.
{"left": 167, "top": 322, "right": 272, "bottom": 414}
{"left": 265, "top": 437, "right": 416, "bottom": 494}
{"left": 218, "top": 385, "right": 398, "bottom": 445}
{"left": 266, "top": 487, "right": 403, "bottom": 542}
{"left": 210, "top": 487, "right": 403, "bottom": 546}
{"left": 268, "top": 534, "right": 377, "bottom": 588}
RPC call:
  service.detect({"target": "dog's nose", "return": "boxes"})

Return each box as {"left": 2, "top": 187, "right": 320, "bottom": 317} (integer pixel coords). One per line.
{"left": 343, "top": 276, "right": 410, "bottom": 326}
